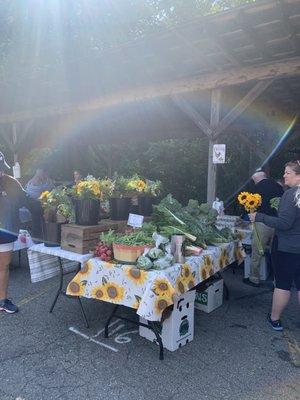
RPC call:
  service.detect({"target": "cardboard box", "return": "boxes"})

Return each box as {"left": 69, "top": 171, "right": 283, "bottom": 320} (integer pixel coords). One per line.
{"left": 139, "top": 290, "right": 195, "bottom": 352}
{"left": 244, "top": 254, "right": 269, "bottom": 281}
{"left": 195, "top": 279, "right": 223, "bottom": 313}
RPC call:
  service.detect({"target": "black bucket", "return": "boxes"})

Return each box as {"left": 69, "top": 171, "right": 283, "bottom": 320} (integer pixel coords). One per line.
{"left": 44, "top": 222, "right": 64, "bottom": 247}
{"left": 74, "top": 198, "right": 100, "bottom": 226}
{"left": 109, "top": 197, "right": 131, "bottom": 220}
{"left": 138, "top": 196, "right": 153, "bottom": 216}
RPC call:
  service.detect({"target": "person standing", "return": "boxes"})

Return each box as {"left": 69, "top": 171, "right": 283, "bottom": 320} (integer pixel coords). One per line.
{"left": 73, "top": 170, "right": 82, "bottom": 184}
{"left": 26, "top": 167, "right": 54, "bottom": 200}
{"left": 0, "top": 152, "right": 22, "bottom": 313}
{"left": 249, "top": 161, "right": 300, "bottom": 331}
{"left": 243, "top": 170, "right": 284, "bottom": 287}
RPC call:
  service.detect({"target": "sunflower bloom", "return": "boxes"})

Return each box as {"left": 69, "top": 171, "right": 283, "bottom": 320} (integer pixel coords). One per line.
{"left": 79, "top": 261, "right": 92, "bottom": 277}
{"left": 125, "top": 267, "right": 148, "bottom": 285}
{"left": 219, "top": 248, "right": 229, "bottom": 269}
{"left": 181, "top": 263, "right": 192, "bottom": 280}
{"left": 68, "top": 281, "right": 85, "bottom": 297}
{"left": 152, "top": 278, "right": 175, "bottom": 297}
{"left": 237, "top": 192, "right": 249, "bottom": 205}
{"left": 39, "top": 190, "right": 50, "bottom": 201}
{"left": 154, "top": 295, "right": 173, "bottom": 314}
{"left": 91, "top": 284, "right": 107, "bottom": 301}
{"left": 175, "top": 276, "right": 187, "bottom": 294}
{"left": 105, "top": 282, "right": 125, "bottom": 303}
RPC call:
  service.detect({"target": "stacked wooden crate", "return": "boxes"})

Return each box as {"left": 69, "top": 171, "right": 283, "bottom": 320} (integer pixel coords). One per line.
{"left": 61, "top": 223, "right": 118, "bottom": 254}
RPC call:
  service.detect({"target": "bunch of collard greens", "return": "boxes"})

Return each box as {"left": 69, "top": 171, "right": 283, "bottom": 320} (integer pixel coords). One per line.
{"left": 153, "top": 194, "right": 235, "bottom": 248}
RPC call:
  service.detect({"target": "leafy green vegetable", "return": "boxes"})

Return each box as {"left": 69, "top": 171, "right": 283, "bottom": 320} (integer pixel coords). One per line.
{"left": 114, "top": 230, "right": 154, "bottom": 246}
{"left": 154, "top": 194, "right": 234, "bottom": 247}
{"left": 136, "top": 256, "right": 153, "bottom": 270}
{"left": 147, "top": 247, "right": 164, "bottom": 260}
{"left": 99, "top": 230, "right": 118, "bottom": 246}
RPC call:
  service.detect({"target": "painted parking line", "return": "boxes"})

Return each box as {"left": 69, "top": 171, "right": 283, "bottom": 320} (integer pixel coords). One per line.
{"left": 283, "top": 329, "right": 300, "bottom": 367}
{"left": 69, "top": 326, "right": 119, "bottom": 352}
{"left": 92, "top": 318, "right": 121, "bottom": 338}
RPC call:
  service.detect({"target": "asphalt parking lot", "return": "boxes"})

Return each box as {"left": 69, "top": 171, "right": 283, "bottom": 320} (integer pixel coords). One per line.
{"left": 1, "top": 253, "right": 299, "bottom": 400}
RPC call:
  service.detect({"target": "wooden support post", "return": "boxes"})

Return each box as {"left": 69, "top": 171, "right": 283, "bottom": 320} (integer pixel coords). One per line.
{"left": 12, "top": 123, "right": 18, "bottom": 163}
{"left": 207, "top": 89, "right": 221, "bottom": 205}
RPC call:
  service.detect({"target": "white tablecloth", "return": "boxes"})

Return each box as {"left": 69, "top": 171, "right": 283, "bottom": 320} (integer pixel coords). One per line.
{"left": 67, "top": 241, "right": 245, "bottom": 321}
{"left": 27, "top": 243, "right": 93, "bottom": 283}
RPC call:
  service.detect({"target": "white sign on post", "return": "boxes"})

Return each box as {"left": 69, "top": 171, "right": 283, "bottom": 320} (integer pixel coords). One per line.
{"left": 213, "top": 144, "right": 226, "bottom": 164}
{"left": 127, "top": 213, "right": 144, "bottom": 228}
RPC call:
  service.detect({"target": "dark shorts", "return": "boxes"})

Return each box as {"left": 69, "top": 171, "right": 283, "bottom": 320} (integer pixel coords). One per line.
{"left": 0, "top": 229, "right": 18, "bottom": 244}
{"left": 271, "top": 239, "right": 300, "bottom": 291}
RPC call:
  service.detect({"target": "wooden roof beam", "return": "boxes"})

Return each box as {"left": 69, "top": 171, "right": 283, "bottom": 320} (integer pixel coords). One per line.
{"left": 171, "top": 94, "right": 212, "bottom": 138}
{"left": 0, "top": 57, "right": 299, "bottom": 125}
{"left": 214, "top": 79, "right": 274, "bottom": 137}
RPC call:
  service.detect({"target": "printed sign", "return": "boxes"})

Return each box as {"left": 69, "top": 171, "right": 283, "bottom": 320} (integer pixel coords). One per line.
{"left": 213, "top": 144, "right": 226, "bottom": 164}
{"left": 196, "top": 291, "right": 208, "bottom": 306}
{"left": 127, "top": 213, "right": 144, "bottom": 228}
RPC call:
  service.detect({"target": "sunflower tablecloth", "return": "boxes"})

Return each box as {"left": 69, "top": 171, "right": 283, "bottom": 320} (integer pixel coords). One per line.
{"left": 66, "top": 241, "right": 245, "bottom": 321}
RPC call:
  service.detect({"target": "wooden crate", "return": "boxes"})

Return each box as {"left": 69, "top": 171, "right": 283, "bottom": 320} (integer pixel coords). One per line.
{"left": 61, "top": 223, "right": 118, "bottom": 254}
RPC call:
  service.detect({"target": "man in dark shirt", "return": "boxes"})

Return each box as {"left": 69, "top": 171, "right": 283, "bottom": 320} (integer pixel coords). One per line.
{"left": 244, "top": 171, "right": 284, "bottom": 287}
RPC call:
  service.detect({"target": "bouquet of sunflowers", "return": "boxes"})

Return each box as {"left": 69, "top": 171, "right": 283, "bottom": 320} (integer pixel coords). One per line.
{"left": 72, "top": 175, "right": 102, "bottom": 200}
{"left": 99, "top": 178, "right": 115, "bottom": 201}
{"left": 126, "top": 174, "right": 148, "bottom": 195}
{"left": 39, "top": 187, "right": 73, "bottom": 223}
{"left": 237, "top": 191, "right": 264, "bottom": 255}
{"left": 237, "top": 192, "right": 262, "bottom": 212}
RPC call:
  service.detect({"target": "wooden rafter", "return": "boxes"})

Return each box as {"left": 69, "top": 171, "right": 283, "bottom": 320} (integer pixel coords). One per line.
{"left": 202, "top": 21, "right": 241, "bottom": 67}
{"left": 214, "top": 80, "right": 274, "bottom": 137}
{"left": 238, "top": 10, "right": 271, "bottom": 62}
{"left": 171, "top": 95, "right": 212, "bottom": 137}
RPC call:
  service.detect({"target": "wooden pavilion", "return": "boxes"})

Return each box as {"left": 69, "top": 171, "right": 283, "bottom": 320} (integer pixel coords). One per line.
{"left": 0, "top": 0, "right": 300, "bottom": 203}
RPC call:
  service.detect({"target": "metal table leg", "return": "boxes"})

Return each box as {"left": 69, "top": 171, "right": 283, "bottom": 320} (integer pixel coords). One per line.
{"left": 104, "top": 305, "right": 119, "bottom": 338}
{"left": 148, "top": 321, "right": 164, "bottom": 360}
{"left": 49, "top": 257, "right": 89, "bottom": 328}
{"left": 49, "top": 256, "right": 64, "bottom": 313}
{"left": 103, "top": 305, "right": 164, "bottom": 360}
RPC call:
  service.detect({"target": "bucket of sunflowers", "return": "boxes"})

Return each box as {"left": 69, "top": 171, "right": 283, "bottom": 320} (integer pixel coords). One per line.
{"left": 39, "top": 187, "right": 73, "bottom": 246}
{"left": 137, "top": 179, "right": 162, "bottom": 216}
{"left": 109, "top": 175, "right": 134, "bottom": 221}
{"left": 71, "top": 175, "right": 102, "bottom": 226}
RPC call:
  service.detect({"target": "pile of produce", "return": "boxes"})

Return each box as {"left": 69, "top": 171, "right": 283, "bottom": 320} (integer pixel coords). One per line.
{"left": 153, "top": 194, "right": 236, "bottom": 248}
{"left": 93, "top": 195, "right": 236, "bottom": 269}
{"left": 94, "top": 243, "right": 113, "bottom": 261}
{"left": 136, "top": 232, "right": 174, "bottom": 270}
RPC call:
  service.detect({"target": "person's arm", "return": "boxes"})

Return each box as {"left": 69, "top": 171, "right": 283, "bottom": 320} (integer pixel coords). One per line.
{"left": 255, "top": 189, "right": 296, "bottom": 230}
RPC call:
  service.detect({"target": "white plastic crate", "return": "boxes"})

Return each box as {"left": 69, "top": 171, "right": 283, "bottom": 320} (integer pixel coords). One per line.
{"left": 139, "top": 290, "right": 195, "bottom": 352}
{"left": 195, "top": 279, "right": 223, "bottom": 313}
